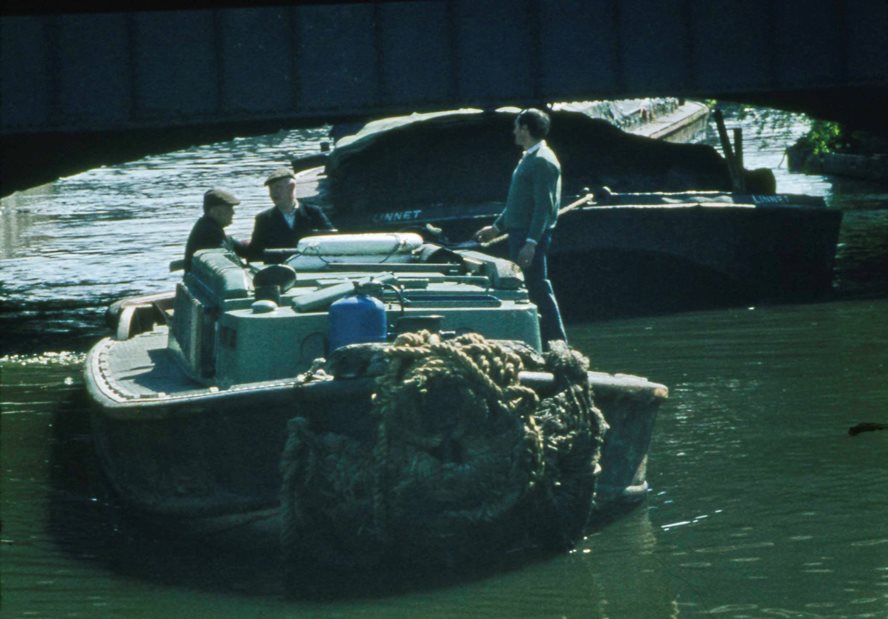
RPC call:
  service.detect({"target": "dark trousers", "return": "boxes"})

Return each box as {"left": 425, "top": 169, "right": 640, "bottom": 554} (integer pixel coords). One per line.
{"left": 507, "top": 228, "right": 567, "bottom": 348}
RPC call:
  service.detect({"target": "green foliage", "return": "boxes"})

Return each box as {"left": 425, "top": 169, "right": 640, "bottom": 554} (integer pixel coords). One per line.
{"left": 801, "top": 120, "right": 845, "bottom": 156}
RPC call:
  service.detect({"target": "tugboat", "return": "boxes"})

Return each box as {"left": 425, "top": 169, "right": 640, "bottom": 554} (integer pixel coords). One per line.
{"left": 85, "top": 233, "right": 667, "bottom": 568}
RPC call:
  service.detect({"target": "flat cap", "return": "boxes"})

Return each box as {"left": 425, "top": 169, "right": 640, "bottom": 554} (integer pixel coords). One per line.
{"left": 264, "top": 167, "right": 296, "bottom": 186}
{"left": 203, "top": 188, "right": 240, "bottom": 211}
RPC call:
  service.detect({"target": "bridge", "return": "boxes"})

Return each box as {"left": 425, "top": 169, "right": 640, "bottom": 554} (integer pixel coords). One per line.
{"left": 2, "top": 0, "right": 887, "bottom": 195}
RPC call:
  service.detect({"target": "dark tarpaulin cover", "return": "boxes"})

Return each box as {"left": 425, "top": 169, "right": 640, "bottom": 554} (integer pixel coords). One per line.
{"left": 325, "top": 106, "right": 732, "bottom": 214}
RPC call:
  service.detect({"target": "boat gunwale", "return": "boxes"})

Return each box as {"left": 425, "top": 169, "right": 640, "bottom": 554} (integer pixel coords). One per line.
{"left": 85, "top": 332, "right": 667, "bottom": 421}
{"left": 296, "top": 165, "right": 837, "bottom": 218}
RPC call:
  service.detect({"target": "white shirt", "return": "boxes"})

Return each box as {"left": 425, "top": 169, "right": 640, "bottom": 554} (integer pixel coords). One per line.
{"left": 523, "top": 140, "right": 544, "bottom": 158}
{"left": 281, "top": 209, "right": 296, "bottom": 229}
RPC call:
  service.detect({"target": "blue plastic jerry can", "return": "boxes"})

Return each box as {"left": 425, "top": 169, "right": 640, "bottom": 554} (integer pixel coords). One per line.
{"left": 328, "top": 282, "right": 387, "bottom": 352}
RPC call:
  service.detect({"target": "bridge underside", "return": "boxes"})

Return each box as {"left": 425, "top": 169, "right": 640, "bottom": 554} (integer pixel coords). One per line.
{"left": 5, "top": 85, "right": 886, "bottom": 197}
{"left": 2, "top": 1, "right": 887, "bottom": 195}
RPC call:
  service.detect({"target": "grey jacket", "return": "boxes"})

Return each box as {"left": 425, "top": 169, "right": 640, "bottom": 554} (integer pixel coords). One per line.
{"left": 493, "top": 141, "right": 561, "bottom": 243}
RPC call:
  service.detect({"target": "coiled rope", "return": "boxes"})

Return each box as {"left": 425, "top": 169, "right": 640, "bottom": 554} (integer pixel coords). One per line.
{"left": 280, "top": 332, "right": 606, "bottom": 570}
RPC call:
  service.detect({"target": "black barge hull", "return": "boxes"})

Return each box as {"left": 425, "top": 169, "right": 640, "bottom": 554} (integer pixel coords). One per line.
{"left": 328, "top": 192, "right": 843, "bottom": 318}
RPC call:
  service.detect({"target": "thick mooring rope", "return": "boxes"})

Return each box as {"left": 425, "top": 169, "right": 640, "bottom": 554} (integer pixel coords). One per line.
{"left": 369, "top": 332, "right": 544, "bottom": 541}
{"left": 280, "top": 332, "right": 606, "bottom": 569}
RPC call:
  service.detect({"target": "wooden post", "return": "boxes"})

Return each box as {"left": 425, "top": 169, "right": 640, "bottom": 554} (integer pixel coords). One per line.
{"left": 713, "top": 109, "right": 746, "bottom": 192}
{"left": 732, "top": 127, "right": 744, "bottom": 172}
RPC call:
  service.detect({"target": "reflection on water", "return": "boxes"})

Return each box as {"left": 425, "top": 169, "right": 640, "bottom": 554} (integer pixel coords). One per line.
{"left": 835, "top": 208, "right": 888, "bottom": 295}
{"left": 1, "top": 106, "right": 887, "bottom": 617}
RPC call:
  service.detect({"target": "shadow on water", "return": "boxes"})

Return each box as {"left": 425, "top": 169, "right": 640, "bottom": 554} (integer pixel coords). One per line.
{"left": 554, "top": 250, "right": 757, "bottom": 322}
{"left": 46, "top": 387, "right": 288, "bottom": 597}
{"left": 45, "top": 385, "right": 643, "bottom": 602}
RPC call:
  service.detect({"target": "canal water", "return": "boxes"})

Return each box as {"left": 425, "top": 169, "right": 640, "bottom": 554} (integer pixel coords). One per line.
{"left": 2, "top": 106, "right": 887, "bottom": 617}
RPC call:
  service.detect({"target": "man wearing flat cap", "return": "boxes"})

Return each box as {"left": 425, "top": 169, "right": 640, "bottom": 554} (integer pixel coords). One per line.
{"left": 249, "top": 167, "right": 335, "bottom": 261}
{"left": 183, "top": 188, "right": 250, "bottom": 272}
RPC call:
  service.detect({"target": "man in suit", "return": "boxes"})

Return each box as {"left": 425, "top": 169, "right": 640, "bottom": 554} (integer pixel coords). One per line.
{"left": 183, "top": 188, "right": 249, "bottom": 272}
{"left": 474, "top": 108, "right": 567, "bottom": 347}
{"left": 249, "top": 167, "right": 335, "bottom": 261}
